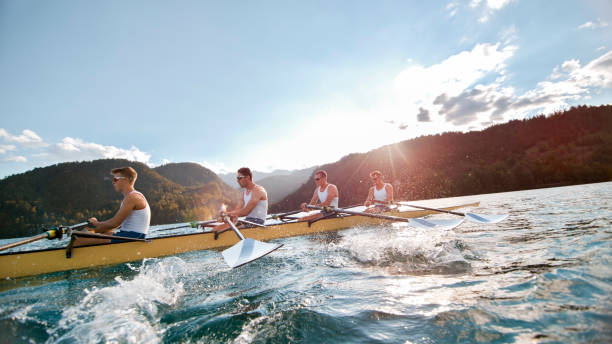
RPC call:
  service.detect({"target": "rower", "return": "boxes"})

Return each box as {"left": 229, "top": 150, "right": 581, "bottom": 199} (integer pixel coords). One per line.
{"left": 364, "top": 170, "right": 394, "bottom": 214}
{"left": 212, "top": 167, "right": 268, "bottom": 232}
{"left": 75, "top": 166, "right": 151, "bottom": 246}
{"left": 299, "top": 170, "right": 339, "bottom": 222}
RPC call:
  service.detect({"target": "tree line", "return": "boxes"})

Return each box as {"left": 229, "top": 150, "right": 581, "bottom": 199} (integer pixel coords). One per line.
{"left": 271, "top": 104, "right": 612, "bottom": 212}
{"left": 0, "top": 160, "right": 239, "bottom": 238}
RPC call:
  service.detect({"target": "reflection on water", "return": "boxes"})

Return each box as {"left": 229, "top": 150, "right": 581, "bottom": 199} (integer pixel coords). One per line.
{"left": 0, "top": 182, "right": 611, "bottom": 343}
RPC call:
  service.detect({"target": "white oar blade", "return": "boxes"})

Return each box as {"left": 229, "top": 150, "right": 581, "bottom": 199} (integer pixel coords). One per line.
{"left": 465, "top": 212, "right": 508, "bottom": 224}
{"left": 221, "top": 238, "right": 283, "bottom": 268}
{"left": 408, "top": 218, "right": 464, "bottom": 230}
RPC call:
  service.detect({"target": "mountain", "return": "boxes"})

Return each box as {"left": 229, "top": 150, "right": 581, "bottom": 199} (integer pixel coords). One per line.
{"left": 271, "top": 105, "right": 612, "bottom": 212}
{"left": 218, "top": 167, "right": 317, "bottom": 203}
{"left": 256, "top": 166, "right": 317, "bottom": 203}
{"left": 154, "top": 162, "right": 220, "bottom": 187}
{"left": 0, "top": 159, "right": 239, "bottom": 238}
{"left": 218, "top": 169, "right": 296, "bottom": 188}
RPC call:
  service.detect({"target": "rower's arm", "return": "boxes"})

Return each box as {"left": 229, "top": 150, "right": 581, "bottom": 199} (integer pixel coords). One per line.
{"left": 309, "top": 187, "right": 320, "bottom": 204}
{"left": 91, "top": 194, "right": 139, "bottom": 233}
{"left": 364, "top": 187, "right": 374, "bottom": 206}
{"left": 385, "top": 184, "right": 394, "bottom": 203}
{"left": 232, "top": 187, "right": 266, "bottom": 217}
{"left": 301, "top": 189, "right": 319, "bottom": 211}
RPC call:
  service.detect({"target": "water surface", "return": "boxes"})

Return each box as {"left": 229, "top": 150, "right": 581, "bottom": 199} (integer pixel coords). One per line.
{"left": 1, "top": 182, "right": 611, "bottom": 343}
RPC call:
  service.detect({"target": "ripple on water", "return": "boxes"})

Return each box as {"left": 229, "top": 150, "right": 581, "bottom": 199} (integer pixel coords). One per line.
{"left": 330, "top": 225, "right": 474, "bottom": 276}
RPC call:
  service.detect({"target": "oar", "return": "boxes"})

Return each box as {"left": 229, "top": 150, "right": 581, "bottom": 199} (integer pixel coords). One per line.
{"left": 154, "top": 219, "right": 219, "bottom": 233}
{"left": 0, "top": 222, "right": 89, "bottom": 252}
{"left": 396, "top": 202, "right": 508, "bottom": 224}
{"left": 71, "top": 231, "right": 151, "bottom": 242}
{"left": 268, "top": 209, "right": 303, "bottom": 220}
{"left": 268, "top": 203, "right": 364, "bottom": 221}
{"left": 306, "top": 205, "right": 463, "bottom": 230}
{"left": 220, "top": 215, "right": 282, "bottom": 268}
{"left": 237, "top": 218, "right": 267, "bottom": 228}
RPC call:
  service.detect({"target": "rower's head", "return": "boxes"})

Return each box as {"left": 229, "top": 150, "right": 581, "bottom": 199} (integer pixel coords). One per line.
{"left": 314, "top": 170, "right": 327, "bottom": 185}
{"left": 236, "top": 167, "right": 252, "bottom": 187}
{"left": 111, "top": 166, "right": 137, "bottom": 191}
{"left": 369, "top": 170, "right": 383, "bottom": 183}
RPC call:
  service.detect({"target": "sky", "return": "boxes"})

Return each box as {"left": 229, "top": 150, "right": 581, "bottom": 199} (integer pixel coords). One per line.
{"left": 1, "top": 0, "right": 611, "bottom": 178}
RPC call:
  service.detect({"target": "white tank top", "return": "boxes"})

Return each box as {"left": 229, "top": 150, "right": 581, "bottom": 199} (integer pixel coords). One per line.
{"left": 317, "top": 184, "right": 339, "bottom": 207}
{"left": 120, "top": 191, "right": 150, "bottom": 235}
{"left": 373, "top": 184, "right": 389, "bottom": 202}
{"left": 243, "top": 189, "right": 268, "bottom": 221}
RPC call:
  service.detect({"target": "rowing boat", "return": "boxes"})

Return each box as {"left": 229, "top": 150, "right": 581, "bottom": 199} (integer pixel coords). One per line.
{"left": 0, "top": 202, "right": 478, "bottom": 278}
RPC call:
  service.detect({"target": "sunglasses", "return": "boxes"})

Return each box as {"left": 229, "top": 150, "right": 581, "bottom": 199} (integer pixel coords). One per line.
{"left": 314, "top": 178, "right": 321, "bottom": 181}
{"left": 112, "top": 176, "right": 127, "bottom": 183}
{"left": 236, "top": 175, "right": 247, "bottom": 180}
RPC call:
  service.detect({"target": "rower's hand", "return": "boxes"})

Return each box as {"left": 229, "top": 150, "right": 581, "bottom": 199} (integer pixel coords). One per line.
{"left": 301, "top": 202, "right": 308, "bottom": 211}
{"left": 364, "top": 200, "right": 372, "bottom": 207}
{"left": 87, "top": 217, "right": 99, "bottom": 229}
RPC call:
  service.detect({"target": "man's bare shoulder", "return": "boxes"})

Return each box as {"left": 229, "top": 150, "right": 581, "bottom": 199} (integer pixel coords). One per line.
{"left": 255, "top": 184, "right": 268, "bottom": 197}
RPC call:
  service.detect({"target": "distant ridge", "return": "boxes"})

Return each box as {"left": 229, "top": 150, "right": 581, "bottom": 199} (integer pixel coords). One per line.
{"left": 218, "top": 167, "right": 317, "bottom": 203}
{"left": 256, "top": 166, "right": 317, "bottom": 203}
{"left": 0, "top": 159, "right": 239, "bottom": 238}
{"left": 154, "top": 162, "right": 222, "bottom": 187}
{"left": 218, "top": 169, "right": 295, "bottom": 187}
{"left": 271, "top": 105, "right": 612, "bottom": 212}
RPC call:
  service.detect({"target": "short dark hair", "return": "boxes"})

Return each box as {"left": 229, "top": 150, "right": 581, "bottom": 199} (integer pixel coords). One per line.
{"left": 315, "top": 170, "right": 327, "bottom": 179}
{"left": 111, "top": 166, "right": 137, "bottom": 183}
{"left": 369, "top": 170, "right": 382, "bottom": 178}
{"left": 237, "top": 167, "right": 252, "bottom": 180}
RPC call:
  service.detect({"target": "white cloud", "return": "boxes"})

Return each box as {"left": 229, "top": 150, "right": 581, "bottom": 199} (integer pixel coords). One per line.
{"left": 578, "top": 19, "right": 609, "bottom": 30}
{"left": 471, "top": 0, "right": 515, "bottom": 22}
{"left": 200, "top": 160, "right": 233, "bottom": 174}
{"left": 5, "top": 155, "right": 27, "bottom": 163}
{"left": 429, "top": 50, "right": 612, "bottom": 125}
{"left": 499, "top": 25, "right": 518, "bottom": 45}
{"left": 486, "top": 0, "right": 514, "bottom": 10}
{"left": 446, "top": 2, "right": 459, "bottom": 17}
{"left": 0, "top": 128, "right": 47, "bottom": 147}
{"left": 0, "top": 144, "right": 16, "bottom": 154}
{"left": 50, "top": 137, "right": 152, "bottom": 164}
{"left": 386, "top": 43, "right": 612, "bottom": 132}
{"left": 392, "top": 42, "right": 516, "bottom": 122}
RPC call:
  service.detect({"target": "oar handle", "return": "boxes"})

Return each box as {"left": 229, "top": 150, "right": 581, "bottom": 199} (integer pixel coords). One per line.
{"left": 223, "top": 216, "right": 245, "bottom": 240}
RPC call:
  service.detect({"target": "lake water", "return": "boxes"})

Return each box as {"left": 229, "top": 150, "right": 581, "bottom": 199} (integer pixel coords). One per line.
{"left": 1, "top": 182, "right": 610, "bottom": 343}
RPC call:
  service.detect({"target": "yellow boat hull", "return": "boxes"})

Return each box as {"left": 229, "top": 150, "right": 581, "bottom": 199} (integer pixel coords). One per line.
{"left": 0, "top": 202, "right": 478, "bottom": 278}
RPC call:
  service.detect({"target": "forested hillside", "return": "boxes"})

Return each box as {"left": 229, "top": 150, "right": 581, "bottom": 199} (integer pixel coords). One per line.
{"left": 0, "top": 160, "right": 239, "bottom": 238}
{"left": 271, "top": 105, "right": 612, "bottom": 212}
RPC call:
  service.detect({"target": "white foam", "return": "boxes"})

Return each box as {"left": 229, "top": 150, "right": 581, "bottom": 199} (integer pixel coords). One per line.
{"left": 49, "top": 257, "right": 188, "bottom": 343}
{"left": 332, "top": 225, "right": 469, "bottom": 274}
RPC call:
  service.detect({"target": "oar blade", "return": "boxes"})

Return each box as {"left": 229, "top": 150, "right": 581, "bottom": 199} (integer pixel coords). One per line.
{"left": 222, "top": 238, "right": 283, "bottom": 268}
{"left": 408, "top": 218, "right": 464, "bottom": 230}
{"left": 465, "top": 212, "right": 508, "bottom": 224}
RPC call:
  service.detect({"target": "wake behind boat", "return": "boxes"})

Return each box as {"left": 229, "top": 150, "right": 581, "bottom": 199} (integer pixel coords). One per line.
{"left": 0, "top": 202, "right": 478, "bottom": 279}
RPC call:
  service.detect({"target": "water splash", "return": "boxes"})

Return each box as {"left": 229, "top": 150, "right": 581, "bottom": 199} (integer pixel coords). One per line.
{"left": 48, "top": 257, "right": 188, "bottom": 343}
{"left": 333, "top": 225, "right": 472, "bottom": 275}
